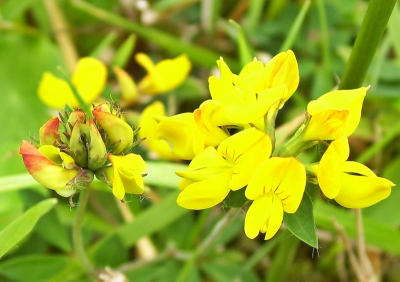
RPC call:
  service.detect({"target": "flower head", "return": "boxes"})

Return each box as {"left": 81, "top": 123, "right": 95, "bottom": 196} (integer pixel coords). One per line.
{"left": 303, "top": 87, "right": 368, "bottom": 141}
{"left": 308, "top": 135, "right": 395, "bottom": 208}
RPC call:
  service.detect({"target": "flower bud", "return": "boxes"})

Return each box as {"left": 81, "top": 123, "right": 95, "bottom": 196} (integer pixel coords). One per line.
{"left": 69, "top": 122, "right": 88, "bottom": 167}
{"left": 39, "top": 116, "right": 60, "bottom": 146}
{"left": 88, "top": 118, "right": 107, "bottom": 171}
{"left": 92, "top": 107, "right": 133, "bottom": 153}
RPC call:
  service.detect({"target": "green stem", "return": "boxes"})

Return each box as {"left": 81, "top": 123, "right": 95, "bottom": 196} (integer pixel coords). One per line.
{"left": 279, "top": 0, "right": 311, "bottom": 52}
{"left": 339, "top": 0, "right": 397, "bottom": 89}
{"left": 73, "top": 188, "right": 95, "bottom": 277}
{"left": 176, "top": 208, "right": 241, "bottom": 282}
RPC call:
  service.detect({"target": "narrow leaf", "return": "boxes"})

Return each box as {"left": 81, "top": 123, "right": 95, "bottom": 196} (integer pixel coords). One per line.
{"left": 229, "top": 20, "right": 253, "bottom": 67}
{"left": 0, "top": 198, "right": 58, "bottom": 258}
{"left": 112, "top": 34, "right": 137, "bottom": 68}
{"left": 283, "top": 192, "right": 318, "bottom": 248}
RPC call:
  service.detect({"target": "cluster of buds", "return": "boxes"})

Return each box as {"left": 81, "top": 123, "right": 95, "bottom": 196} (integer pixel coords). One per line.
{"left": 20, "top": 103, "right": 147, "bottom": 201}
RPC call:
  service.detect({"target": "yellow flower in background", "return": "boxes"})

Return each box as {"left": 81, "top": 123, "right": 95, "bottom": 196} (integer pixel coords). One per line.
{"left": 114, "top": 67, "right": 138, "bottom": 106}
{"left": 38, "top": 57, "right": 107, "bottom": 109}
{"left": 153, "top": 112, "right": 204, "bottom": 160}
{"left": 136, "top": 53, "right": 191, "bottom": 95}
{"left": 245, "top": 157, "right": 306, "bottom": 240}
{"left": 308, "top": 135, "right": 395, "bottom": 208}
{"left": 176, "top": 128, "right": 271, "bottom": 209}
{"left": 139, "top": 101, "right": 179, "bottom": 160}
{"left": 303, "top": 87, "right": 368, "bottom": 141}
{"left": 102, "top": 154, "right": 147, "bottom": 200}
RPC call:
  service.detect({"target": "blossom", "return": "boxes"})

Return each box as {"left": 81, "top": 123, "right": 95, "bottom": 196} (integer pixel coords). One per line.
{"left": 99, "top": 154, "right": 147, "bottom": 200}
{"left": 20, "top": 141, "right": 93, "bottom": 197}
{"left": 153, "top": 112, "right": 204, "bottom": 160}
{"left": 38, "top": 57, "right": 107, "bottom": 109}
{"left": 308, "top": 135, "right": 395, "bottom": 208}
{"left": 138, "top": 101, "right": 179, "bottom": 160}
{"left": 176, "top": 128, "right": 271, "bottom": 209}
{"left": 303, "top": 87, "right": 368, "bottom": 141}
{"left": 114, "top": 67, "right": 138, "bottom": 106}
{"left": 244, "top": 157, "right": 306, "bottom": 240}
{"left": 136, "top": 53, "right": 191, "bottom": 95}
{"left": 204, "top": 51, "right": 299, "bottom": 128}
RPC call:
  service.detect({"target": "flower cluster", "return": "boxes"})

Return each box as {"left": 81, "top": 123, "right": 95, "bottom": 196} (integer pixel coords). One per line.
{"left": 153, "top": 50, "right": 395, "bottom": 240}
{"left": 20, "top": 103, "right": 146, "bottom": 201}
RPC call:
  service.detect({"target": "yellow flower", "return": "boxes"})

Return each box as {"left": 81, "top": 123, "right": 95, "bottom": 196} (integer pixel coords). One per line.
{"left": 136, "top": 53, "right": 191, "bottom": 95}
{"left": 206, "top": 51, "right": 298, "bottom": 128}
{"left": 303, "top": 87, "right": 368, "bottom": 141}
{"left": 104, "top": 154, "right": 147, "bottom": 200}
{"left": 138, "top": 101, "right": 179, "bottom": 160}
{"left": 244, "top": 157, "right": 306, "bottom": 240}
{"left": 308, "top": 135, "right": 395, "bottom": 208}
{"left": 38, "top": 57, "right": 107, "bottom": 109}
{"left": 153, "top": 112, "right": 204, "bottom": 160}
{"left": 176, "top": 128, "right": 271, "bottom": 209}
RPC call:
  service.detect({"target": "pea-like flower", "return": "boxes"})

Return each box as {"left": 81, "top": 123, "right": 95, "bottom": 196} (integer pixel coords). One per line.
{"left": 97, "top": 154, "right": 147, "bottom": 200}
{"left": 38, "top": 57, "right": 107, "bottom": 109}
{"left": 303, "top": 87, "right": 368, "bottom": 141}
{"left": 308, "top": 135, "right": 395, "bottom": 208}
{"left": 176, "top": 128, "right": 271, "bottom": 209}
{"left": 136, "top": 53, "right": 191, "bottom": 95}
{"left": 244, "top": 157, "right": 306, "bottom": 240}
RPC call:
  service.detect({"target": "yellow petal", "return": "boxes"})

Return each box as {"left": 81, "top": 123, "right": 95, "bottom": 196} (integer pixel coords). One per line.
{"left": 138, "top": 101, "right": 179, "bottom": 160}
{"left": 137, "top": 53, "right": 191, "bottom": 95}
{"left": 208, "top": 76, "right": 245, "bottom": 105}
{"left": 303, "top": 109, "right": 349, "bottom": 141}
{"left": 334, "top": 171, "right": 394, "bottom": 208}
{"left": 72, "top": 57, "right": 107, "bottom": 105}
{"left": 154, "top": 113, "right": 204, "bottom": 160}
{"left": 307, "top": 87, "right": 367, "bottom": 137}
{"left": 262, "top": 50, "right": 299, "bottom": 107}
{"left": 176, "top": 146, "right": 232, "bottom": 182}
{"left": 114, "top": 67, "right": 138, "bottom": 105}
{"left": 195, "top": 103, "right": 230, "bottom": 147}
{"left": 218, "top": 128, "right": 272, "bottom": 190}
{"left": 38, "top": 72, "right": 78, "bottom": 109}
{"left": 108, "top": 154, "right": 147, "bottom": 200}
{"left": 177, "top": 170, "right": 232, "bottom": 209}
{"left": 244, "top": 194, "right": 273, "bottom": 239}
{"left": 265, "top": 195, "right": 284, "bottom": 240}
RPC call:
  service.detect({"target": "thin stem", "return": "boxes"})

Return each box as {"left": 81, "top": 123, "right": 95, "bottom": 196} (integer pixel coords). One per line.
{"left": 339, "top": 0, "right": 397, "bottom": 89}
{"left": 356, "top": 209, "right": 375, "bottom": 279}
{"left": 73, "top": 188, "right": 95, "bottom": 276}
{"left": 176, "top": 208, "right": 241, "bottom": 282}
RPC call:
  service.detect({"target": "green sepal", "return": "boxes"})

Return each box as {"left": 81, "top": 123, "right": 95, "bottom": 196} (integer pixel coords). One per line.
{"left": 88, "top": 118, "right": 107, "bottom": 171}
{"left": 69, "top": 122, "right": 88, "bottom": 167}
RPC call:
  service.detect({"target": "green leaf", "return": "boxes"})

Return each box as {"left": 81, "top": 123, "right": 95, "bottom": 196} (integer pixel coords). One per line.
{"left": 283, "top": 192, "right": 318, "bottom": 248}
{"left": 0, "top": 198, "right": 57, "bottom": 258}
{"left": 0, "top": 255, "right": 83, "bottom": 282}
{"left": 0, "top": 173, "right": 43, "bottom": 193}
{"left": 223, "top": 188, "right": 247, "bottom": 208}
{"left": 112, "top": 34, "right": 137, "bottom": 68}
{"left": 229, "top": 20, "right": 253, "bottom": 68}
{"left": 89, "top": 31, "right": 118, "bottom": 58}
